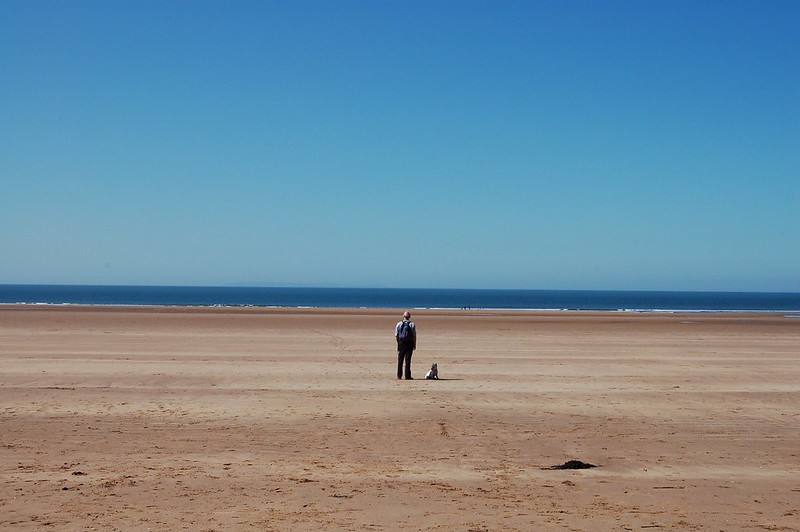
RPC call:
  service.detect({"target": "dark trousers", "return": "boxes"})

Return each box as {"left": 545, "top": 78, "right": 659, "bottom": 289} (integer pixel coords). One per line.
{"left": 397, "top": 343, "right": 414, "bottom": 379}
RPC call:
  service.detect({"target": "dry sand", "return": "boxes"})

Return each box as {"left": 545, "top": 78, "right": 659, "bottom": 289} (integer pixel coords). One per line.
{"left": 1, "top": 305, "right": 799, "bottom": 531}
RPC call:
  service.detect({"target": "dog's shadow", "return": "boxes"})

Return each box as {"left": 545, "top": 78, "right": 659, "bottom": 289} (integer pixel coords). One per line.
{"left": 425, "top": 378, "right": 463, "bottom": 381}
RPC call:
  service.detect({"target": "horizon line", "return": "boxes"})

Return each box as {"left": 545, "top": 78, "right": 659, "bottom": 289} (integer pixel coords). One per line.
{"left": 0, "top": 283, "right": 798, "bottom": 295}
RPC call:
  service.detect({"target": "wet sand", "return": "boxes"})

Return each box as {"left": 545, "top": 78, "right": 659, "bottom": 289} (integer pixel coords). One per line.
{"left": 1, "top": 306, "right": 799, "bottom": 530}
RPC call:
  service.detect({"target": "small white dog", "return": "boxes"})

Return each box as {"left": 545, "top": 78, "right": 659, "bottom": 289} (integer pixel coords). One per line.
{"left": 425, "top": 363, "right": 439, "bottom": 380}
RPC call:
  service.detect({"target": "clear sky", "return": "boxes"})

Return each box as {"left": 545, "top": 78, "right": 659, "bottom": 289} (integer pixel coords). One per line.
{"left": 1, "top": 1, "right": 798, "bottom": 292}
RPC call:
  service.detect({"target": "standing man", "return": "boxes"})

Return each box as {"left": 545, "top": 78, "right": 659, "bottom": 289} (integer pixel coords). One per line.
{"left": 395, "top": 311, "right": 417, "bottom": 380}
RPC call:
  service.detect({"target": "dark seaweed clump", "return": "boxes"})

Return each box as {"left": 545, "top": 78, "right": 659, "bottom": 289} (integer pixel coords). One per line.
{"left": 543, "top": 460, "right": 597, "bottom": 470}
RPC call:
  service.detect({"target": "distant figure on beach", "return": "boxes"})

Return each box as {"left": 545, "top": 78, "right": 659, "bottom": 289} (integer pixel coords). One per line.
{"left": 395, "top": 311, "right": 417, "bottom": 380}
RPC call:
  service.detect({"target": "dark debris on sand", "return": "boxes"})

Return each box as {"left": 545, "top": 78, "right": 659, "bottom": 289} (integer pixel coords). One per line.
{"left": 543, "top": 460, "right": 598, "bottom": 470}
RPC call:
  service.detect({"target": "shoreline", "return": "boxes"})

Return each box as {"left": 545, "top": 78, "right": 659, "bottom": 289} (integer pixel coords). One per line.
{"left": 2, "top": 302, "right": 798, "bottom": 316}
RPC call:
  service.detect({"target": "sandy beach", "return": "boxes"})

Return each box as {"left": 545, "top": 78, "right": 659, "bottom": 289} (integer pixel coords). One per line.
{"left": 1, "top": 305, "right": 798, "bottom": 531}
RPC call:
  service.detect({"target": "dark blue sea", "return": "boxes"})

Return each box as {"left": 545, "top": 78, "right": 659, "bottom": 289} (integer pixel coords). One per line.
{"left": 1, "top": 285, "right": 799, "bottom": 312}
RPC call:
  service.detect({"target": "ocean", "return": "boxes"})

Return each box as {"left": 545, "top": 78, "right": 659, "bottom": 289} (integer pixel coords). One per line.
{"left": 1, "top": 285, "right": 799, "bottom": 312}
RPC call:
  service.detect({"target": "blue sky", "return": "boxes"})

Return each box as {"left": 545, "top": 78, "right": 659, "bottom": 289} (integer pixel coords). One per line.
{"left": 1, "top": 1, "right": 798, "bottom": 291}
